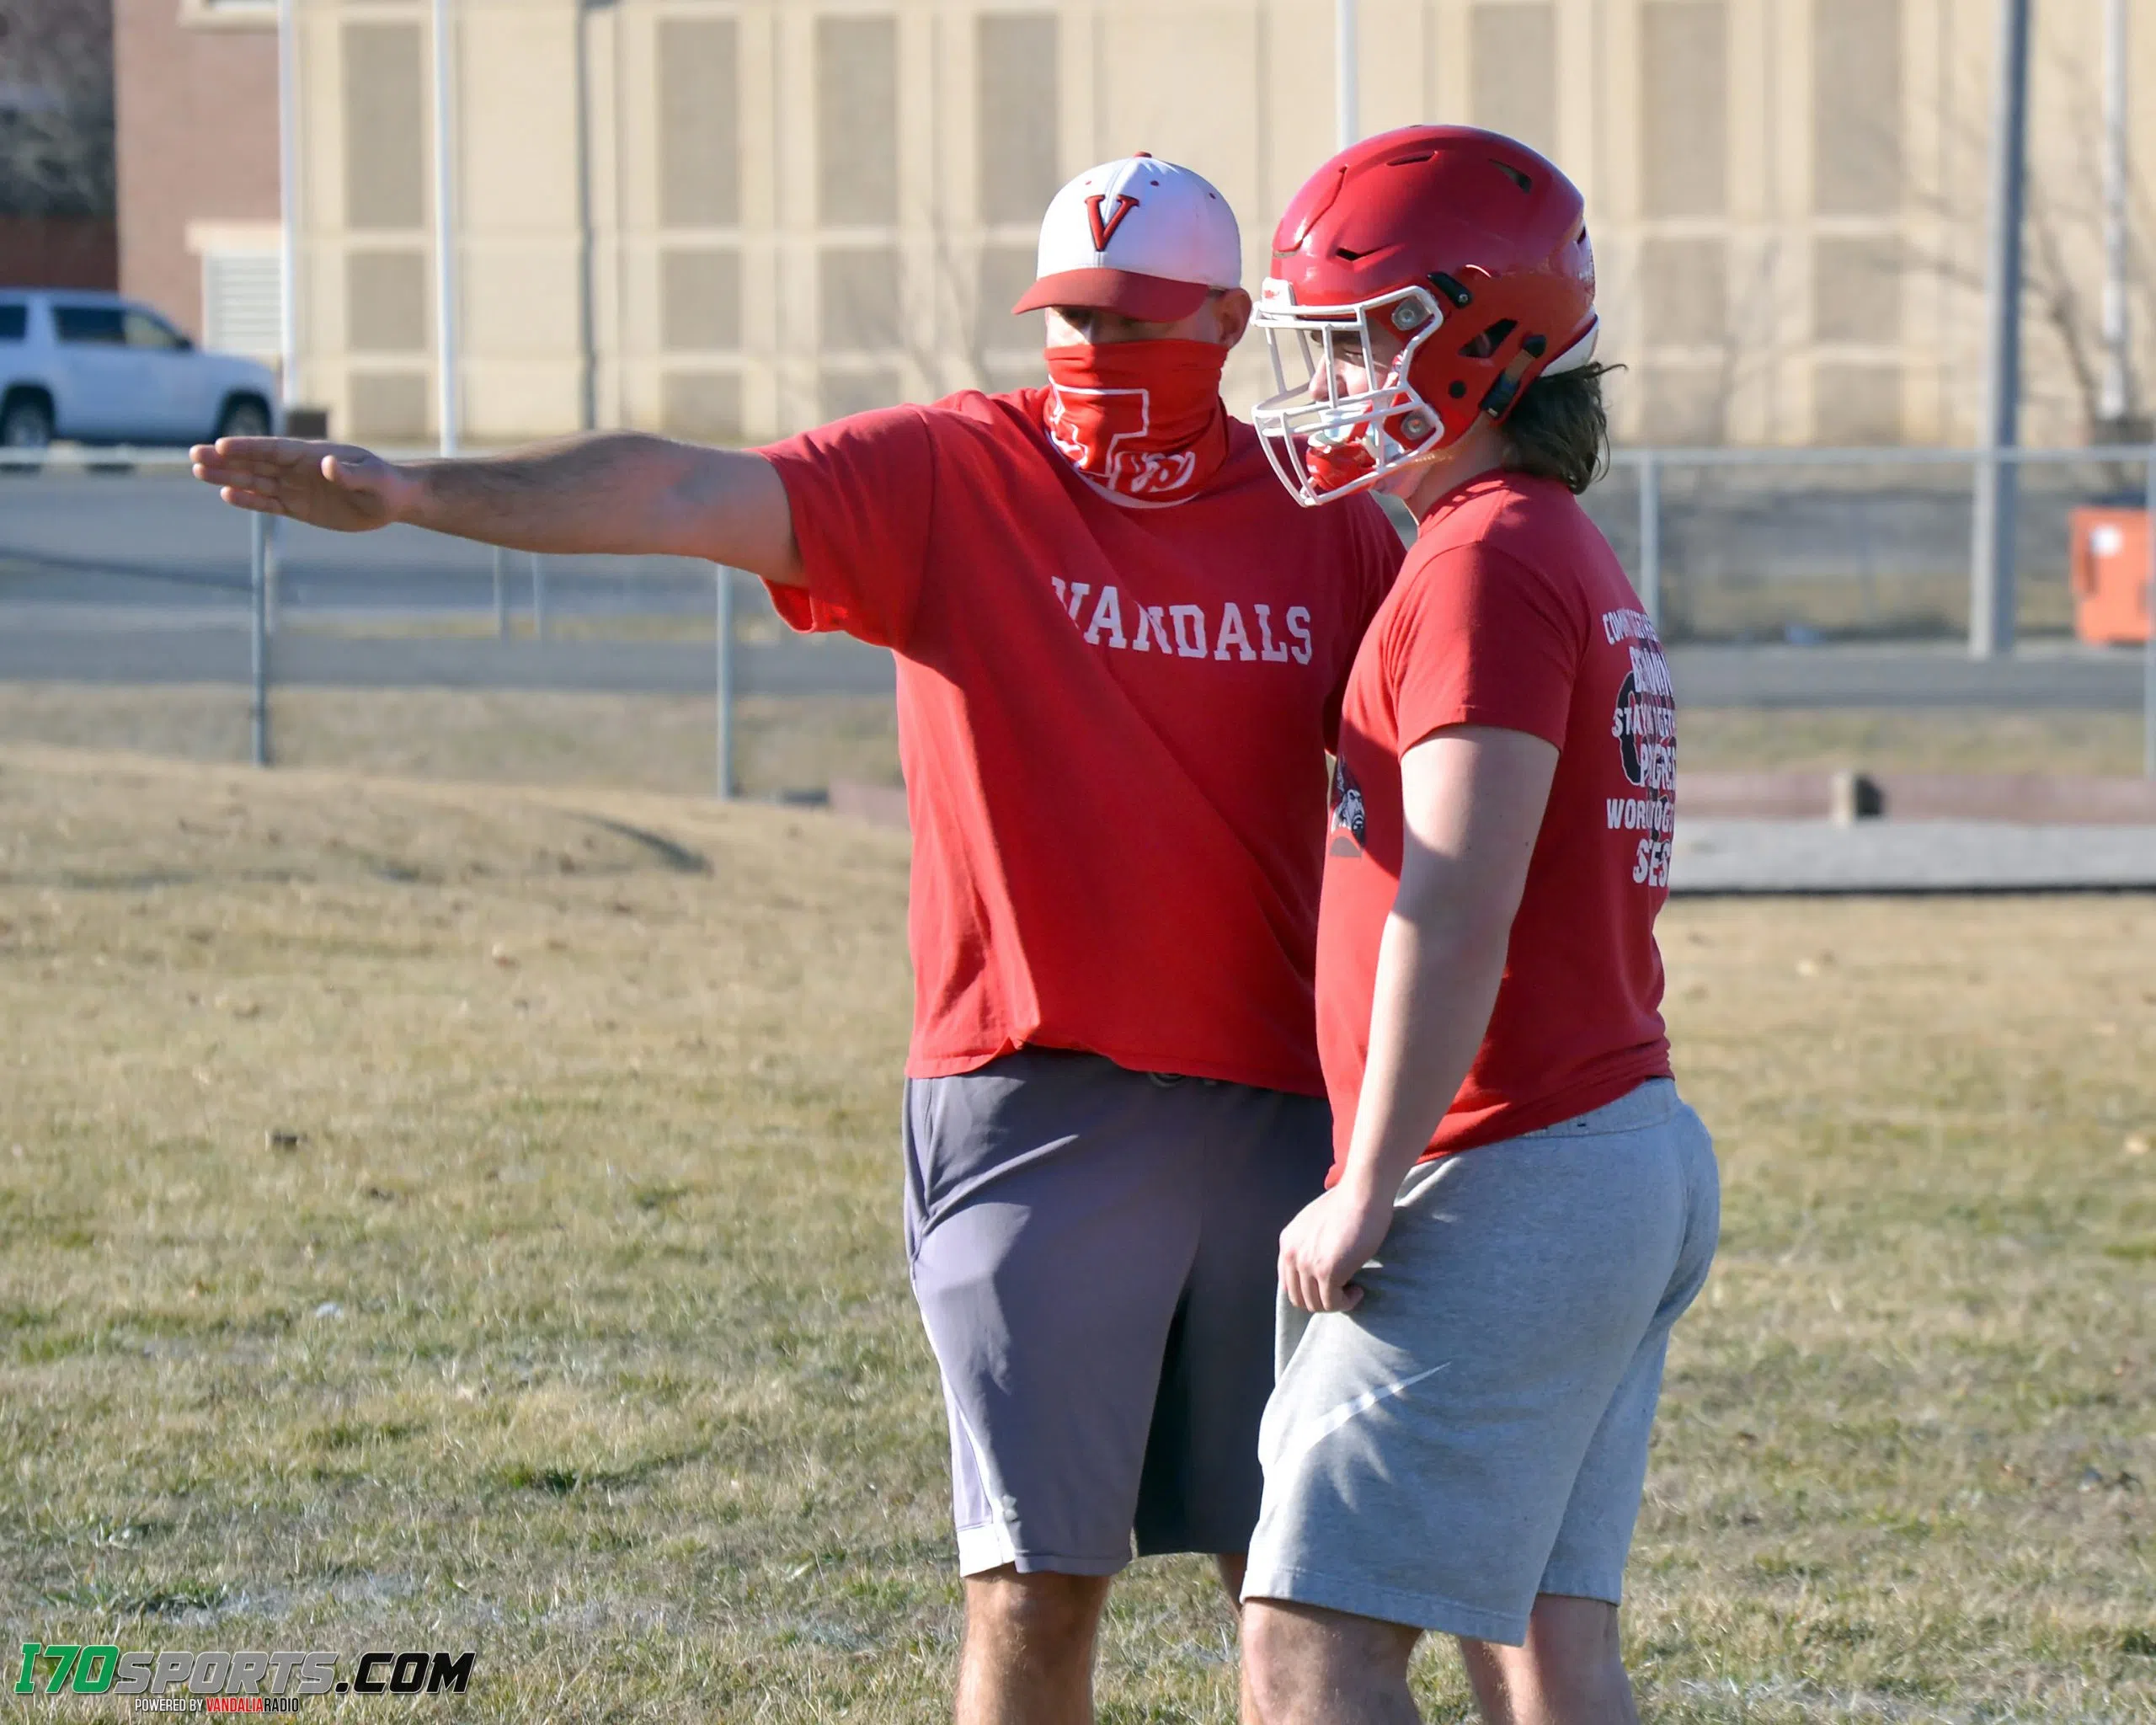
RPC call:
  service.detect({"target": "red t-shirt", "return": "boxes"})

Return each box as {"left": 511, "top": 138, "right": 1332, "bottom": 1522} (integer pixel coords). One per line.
{"left": 756, "top": 389, "right": 1403, "bottom": 1095}
{"left": 1316, "top": 471, "right": 1674, "bottom": 1167}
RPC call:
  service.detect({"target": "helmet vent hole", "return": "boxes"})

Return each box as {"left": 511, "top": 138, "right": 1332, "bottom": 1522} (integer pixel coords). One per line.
{"left": 1335, "top": 247, "right": 1370, "bottom": 261}
{"left": 1491, "top": 160, "right": 1534, "bottom": 193}
{"left": 1459, "top": 318, "right": 1517, "bottom": 360}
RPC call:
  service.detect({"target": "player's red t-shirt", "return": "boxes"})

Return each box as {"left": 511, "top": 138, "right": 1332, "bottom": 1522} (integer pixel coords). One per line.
{"left": 1317, "top": 471, "right": 1674, "bottom": 1168}
{"left": 756, "top": 388, "right": 1403, "bottom": 1095}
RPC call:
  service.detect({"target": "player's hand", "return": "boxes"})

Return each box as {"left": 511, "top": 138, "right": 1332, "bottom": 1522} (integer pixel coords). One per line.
{"left": 1278, "top": 1181, "right": 1395, "bottom": 1314}
{"left": 189, "top": 437, "right": 420, "bottom": 533}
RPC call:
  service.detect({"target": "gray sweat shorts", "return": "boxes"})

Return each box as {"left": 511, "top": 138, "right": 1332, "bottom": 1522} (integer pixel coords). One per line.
{"left": 904, "top": 1048, "right": 1333, "bottom": 1577}
{"left": 1243, "top": 1078, "right": 1719, "bottom": 1645}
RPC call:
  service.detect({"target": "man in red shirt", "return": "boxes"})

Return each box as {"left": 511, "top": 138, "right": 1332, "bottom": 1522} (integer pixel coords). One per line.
{"left": 1230, "top": 130, "right": 1721, "bottom": 1725}
{"left": 190, "top": 153, "right": 1402, "bottom": 1724}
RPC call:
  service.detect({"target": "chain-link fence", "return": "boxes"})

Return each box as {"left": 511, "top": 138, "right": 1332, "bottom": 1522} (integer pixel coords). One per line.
{"left": 0, "top": 450, "right": 894, "bottom": 797}
{"left": 3, "top": 442, "right": 2152, "bottom": 786}
{"left": 1588, "top": 446, "right": 2156, "bottom": 649}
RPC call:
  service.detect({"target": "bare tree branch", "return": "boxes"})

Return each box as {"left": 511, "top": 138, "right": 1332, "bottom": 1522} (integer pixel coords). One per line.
{"left": 0, "top": 0, "right": 115, "bottom": 217}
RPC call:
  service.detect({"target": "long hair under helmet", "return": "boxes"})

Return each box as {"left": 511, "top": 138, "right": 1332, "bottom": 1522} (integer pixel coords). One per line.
{"left": 1252, "top": 126, "right": 1598, "bottom": 506}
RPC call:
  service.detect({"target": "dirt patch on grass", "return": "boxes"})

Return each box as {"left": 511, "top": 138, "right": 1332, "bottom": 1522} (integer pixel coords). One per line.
{"left": 1, "top": 745, "right": 2151, "bottom": 1720}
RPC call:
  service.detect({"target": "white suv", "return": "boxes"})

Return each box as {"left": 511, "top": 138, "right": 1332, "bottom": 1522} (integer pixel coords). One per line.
{"left": 0, "top": 290, "right": 280, "bottom": 449}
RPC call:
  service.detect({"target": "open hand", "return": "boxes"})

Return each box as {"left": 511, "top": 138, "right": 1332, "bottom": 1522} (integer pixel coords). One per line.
{"left": 1278, "top": 1181, "right": 1396, "bottom": 1314}
{"left": 189, "top": 437, "right": 420, "bottom": 533}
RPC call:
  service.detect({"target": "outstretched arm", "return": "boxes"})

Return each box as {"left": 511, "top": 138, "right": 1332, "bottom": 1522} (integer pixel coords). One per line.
{"left": 189, "top": 433, "right": 804, "bottom": 586}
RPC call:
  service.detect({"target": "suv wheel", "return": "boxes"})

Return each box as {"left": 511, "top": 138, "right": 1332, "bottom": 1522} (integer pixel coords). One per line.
{"left": 215, "top": 398, "right": 273, "bottom": 440}
{"left": 1, "top": 394, "right": 53, "bottom": 450}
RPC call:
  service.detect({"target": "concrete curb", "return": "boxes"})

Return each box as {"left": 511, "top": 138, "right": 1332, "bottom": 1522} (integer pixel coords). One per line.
{"left": 1672, "top": 819, "right": 2156, "bottom": 895}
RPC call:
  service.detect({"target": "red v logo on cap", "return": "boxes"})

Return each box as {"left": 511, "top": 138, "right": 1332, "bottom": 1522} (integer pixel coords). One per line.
{"left": 1085, "top": 193, "right": 1140, "bottom": 252}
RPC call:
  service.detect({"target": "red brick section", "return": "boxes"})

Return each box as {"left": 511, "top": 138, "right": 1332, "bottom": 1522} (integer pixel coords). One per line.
{"left": 112, "top": 0, "right": 278, "bottom": 337}
{"left": 0, "top": 215, "right": 117, "bottom": 286}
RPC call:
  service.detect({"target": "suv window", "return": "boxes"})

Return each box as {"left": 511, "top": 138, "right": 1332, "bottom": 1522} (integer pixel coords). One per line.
{"left": 0, "top": 304, "right": 25, "bottom": 342}
{"left": 123, "top": 310, "right": 189, "bottom": 351}
{"left": 54, "top": 306, "right": 127, "bottom": 345}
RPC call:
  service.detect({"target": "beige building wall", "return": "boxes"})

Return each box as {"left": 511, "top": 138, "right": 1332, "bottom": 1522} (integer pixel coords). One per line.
{"left": 291, "top": 0, "right": 2156, "bottom": 450}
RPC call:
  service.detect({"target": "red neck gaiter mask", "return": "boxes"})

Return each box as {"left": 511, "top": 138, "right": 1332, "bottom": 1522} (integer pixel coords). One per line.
{"left": 1042, "top": 339, "right": 1231, "bottom": 505}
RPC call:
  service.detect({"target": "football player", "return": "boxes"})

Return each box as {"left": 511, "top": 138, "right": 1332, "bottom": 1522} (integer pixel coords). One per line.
{"left": 1237, "top": 127, "right": 1720, "bottom": 1725}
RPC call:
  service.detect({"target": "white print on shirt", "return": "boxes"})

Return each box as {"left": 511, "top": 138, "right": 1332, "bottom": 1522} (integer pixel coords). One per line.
{"left": 1050, "top": 579, "right": 1313, "bottom": 665}
{"left": 1601, "top": 607, "right": 1677, "bottom": 888}
{"left": 1605, "top": 796, "right": 1675, "bottom": 834}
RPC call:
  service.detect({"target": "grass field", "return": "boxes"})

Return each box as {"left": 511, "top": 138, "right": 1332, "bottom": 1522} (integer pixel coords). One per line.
{"left": 3, "top": 744, "right": 2154, "bottom": 1722}
{"left": 0, "top": 683, "right": 2149, "bottom": 795}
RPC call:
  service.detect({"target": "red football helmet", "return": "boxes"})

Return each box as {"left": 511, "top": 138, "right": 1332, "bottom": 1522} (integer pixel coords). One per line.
{"left": 1253, "top": 126, "right": 1598, "bottom": 505}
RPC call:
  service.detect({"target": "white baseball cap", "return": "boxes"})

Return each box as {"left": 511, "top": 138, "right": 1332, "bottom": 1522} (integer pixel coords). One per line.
{"left": 1012, "top": 152, "right": 1243, "bottom": 322}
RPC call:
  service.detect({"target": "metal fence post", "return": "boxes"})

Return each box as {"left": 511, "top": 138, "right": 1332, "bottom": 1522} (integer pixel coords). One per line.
{"left": 715, "top": 563, "right": 737, "bottom": 801}
{"left": 264, "top": 515, "right": 281, "bottom": 637}
{"left": 2144, "top": 447, "right": 2155, "bottom": 779}
{"left": 1637, "top": 452, "right": 1662, "bottom": 628}
{"left": 491, "top": 545, "right": 510, "bottom": 640}
{"left": 1970, "top": 0, "right": 2032, "bottom": 661}
{"left": 531, "top": 553, "right": 548, "bottom": 640}
{"left": 249, "top": 511, "right": 271, "bottom": 767}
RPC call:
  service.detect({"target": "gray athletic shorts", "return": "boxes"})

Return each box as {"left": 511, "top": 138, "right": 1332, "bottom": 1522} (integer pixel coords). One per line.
{"left": 904, "top": 1048, "right": 1333, "bottom": 1577}
{"left": 1243, "top": 1078, "right": 1719, "bottom": 1644}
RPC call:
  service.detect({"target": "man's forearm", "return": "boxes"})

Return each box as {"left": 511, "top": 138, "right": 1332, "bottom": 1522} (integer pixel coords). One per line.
{"left": 398, "top": 434, "right": 802, "bottom": 579}
{"left": 398, "top": 434, "right": 650, "bottom": 551}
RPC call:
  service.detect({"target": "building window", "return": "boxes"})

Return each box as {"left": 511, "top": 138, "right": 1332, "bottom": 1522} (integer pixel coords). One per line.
{"left": 974, "top": 241, "right": 1043, "bottom": 386}
{"left": 819, "top": 247, "right": 902, "bottom": 355}
{"left": 817, "top": 15, "right": 899, "bottom": 227}
{"left": 659, "top": 19, "right": 739, "bottom": 230}
{"left": 977, "top": 13, "right": 1058, "bottom": 225}
{"left": 662, "top": 249, "right": 743, "bottom": 354}
{"left": 342, "top": 23, "right": 425, "bottom": 232}
{"left": 1640, "top": 1, "right": 1726, "bottom": 219}
{"left": 1813, "top": 0, "right": 1901, "bottom": 217}
{"left": 1637, "top": 364, "right": 1727, "bottom": 444}
{"left": 1641, "top": 236, "right": 1727, "bottom": 350}
{"left": 202, "top": 249, "right": 280, "bottom": 358}
{"left": 1469, "top": 3, "right": 1556, "bottom": 158}
{"left": 348, "top": 372, "right": 429, "bottom": 441}
{"left": 974, "top": 16, "right": 1054, "bottom": 390}
{"left": 816, "top": 15, "right": 901, "bottom": 415}
{"left": 1813, "top": 360, "right": 1902, "bottom": 443}
{"left": 1812, "top": 235, "right": 1901, "bottom": 344}
{"left": 663, "top": 373, "right": 744, "bottom": 442}
{"left": 346, "top": 251, "right": 427, "bottom": 354}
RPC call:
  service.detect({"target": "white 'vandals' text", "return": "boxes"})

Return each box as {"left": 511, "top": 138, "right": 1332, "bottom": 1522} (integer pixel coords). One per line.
{"left": 1050, "top": 580, "right": 1313, "bottom": 665}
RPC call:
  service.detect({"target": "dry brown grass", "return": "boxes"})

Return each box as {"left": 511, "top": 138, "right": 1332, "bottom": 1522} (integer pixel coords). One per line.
{"left": 1676, "top": 708, "right": 2148, "bottom": 778}
{"left": 0, "top": 686, "right": 901, "bottom": 798}
{"left": 2, "top": 683, "right": 2147, "bottom": 797}
{"left": 0, "top": 744, "right": 2152, "bottom": 1721}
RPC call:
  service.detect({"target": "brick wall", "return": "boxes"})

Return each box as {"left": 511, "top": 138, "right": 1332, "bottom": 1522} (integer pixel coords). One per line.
{"left": 112, "top": 0, "right": 277, "bottom": 337}
{"left": 0, "top": 214, "right": 116, "bottom": 286}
